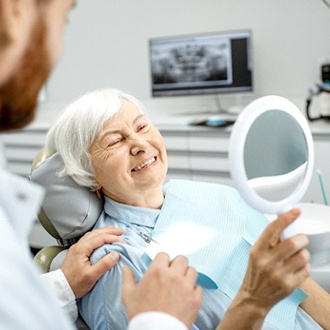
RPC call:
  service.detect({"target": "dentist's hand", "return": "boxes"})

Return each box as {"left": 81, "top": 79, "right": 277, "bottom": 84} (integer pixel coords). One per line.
{"left": 61, "top": 226, "right": 125, "bottom": 299}
{"left": 122, "top": 252, "right": 203, "bottom": 330}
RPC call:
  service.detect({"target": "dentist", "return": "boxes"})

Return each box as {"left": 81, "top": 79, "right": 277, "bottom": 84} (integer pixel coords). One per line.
{"left": 0, "top": 1, "right": 201, "bottom": 329}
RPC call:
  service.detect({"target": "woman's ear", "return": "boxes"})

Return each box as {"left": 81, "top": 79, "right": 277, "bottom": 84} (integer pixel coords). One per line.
{"left": 94, "top": 185, "right": 102, "bottom": 199}
{"left": 93, "top": 184, "right": 102, "bottom": 191}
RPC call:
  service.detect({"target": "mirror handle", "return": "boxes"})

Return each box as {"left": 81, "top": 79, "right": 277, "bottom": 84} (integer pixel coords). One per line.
{"left": 280, "top": 221, "right": 298, "bottom": 240}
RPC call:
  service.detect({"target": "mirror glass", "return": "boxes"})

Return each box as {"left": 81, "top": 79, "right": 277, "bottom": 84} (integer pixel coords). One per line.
{"left": 229, "top": 95, "right": 314, "bottom": 238}
{"left": 244, "top": 110, "right": 308, "bottom": 202}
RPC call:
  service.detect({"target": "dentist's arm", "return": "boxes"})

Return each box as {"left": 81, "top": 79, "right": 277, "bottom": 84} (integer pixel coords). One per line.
{"left": 42, "top": 226, "right": 124, "bottom": 321}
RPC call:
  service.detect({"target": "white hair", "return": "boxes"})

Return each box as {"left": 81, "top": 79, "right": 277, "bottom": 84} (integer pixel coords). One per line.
{"left": 45, "top": 88, "right": 145, "bottom": 188}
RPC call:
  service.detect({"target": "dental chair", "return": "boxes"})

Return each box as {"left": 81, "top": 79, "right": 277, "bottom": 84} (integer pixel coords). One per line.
{"left": 29, "top": 149, "right": 104, "bottom": 329}
{"left": 30, "top": 149, "right": 103, "bottom": 272}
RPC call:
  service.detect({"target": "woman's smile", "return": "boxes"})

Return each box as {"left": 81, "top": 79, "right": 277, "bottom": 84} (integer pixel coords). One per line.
{"left": 131, "top": 156, "right": 157, "bottom": 172}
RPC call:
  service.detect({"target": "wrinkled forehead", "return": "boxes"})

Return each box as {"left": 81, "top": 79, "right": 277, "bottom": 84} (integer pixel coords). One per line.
{"left": 100, "top": 101, "right": 146, "bottom": 131}
{"left": 119, "top": 100, "right": 144, "bottom": 116}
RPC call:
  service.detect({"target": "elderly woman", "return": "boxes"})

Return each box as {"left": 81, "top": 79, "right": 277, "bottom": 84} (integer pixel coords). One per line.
{"left": 45, "top": 88, "right": 329, "bottom": 330}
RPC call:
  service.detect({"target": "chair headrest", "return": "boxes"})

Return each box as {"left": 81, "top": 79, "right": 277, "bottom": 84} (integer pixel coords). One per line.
{"left": 30, "top": 150, "right": 103, "bottom": 243}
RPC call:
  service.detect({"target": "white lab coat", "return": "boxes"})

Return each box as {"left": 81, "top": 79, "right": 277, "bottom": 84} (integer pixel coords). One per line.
{"left": 0, "top": 165, "right": 74, "bottom": 329}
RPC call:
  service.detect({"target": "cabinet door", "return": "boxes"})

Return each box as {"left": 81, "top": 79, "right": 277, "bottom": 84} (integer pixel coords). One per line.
{"left": 158, "top": 127, "right": 234, "bottom": 185}
{"left": 162, "top": 131, "right": 191, "bottom": 180}
{"left": 3, "top": 128, "right": 47, "bottom": 176}
{"left": 188, "top": 130, "right": 233, "bottom": 186}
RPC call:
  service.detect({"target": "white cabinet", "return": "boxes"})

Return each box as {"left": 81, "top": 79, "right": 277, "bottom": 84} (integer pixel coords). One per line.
{"left": 1, "top": 125, "right": 47, "bottom": 177}
{"left": 159, "top": 126, "right": 233, "bottom": 186}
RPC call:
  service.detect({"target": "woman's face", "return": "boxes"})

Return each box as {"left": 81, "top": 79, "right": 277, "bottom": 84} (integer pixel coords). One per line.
{"left": 89, "top": 101, "right": 168, "bottom": 206}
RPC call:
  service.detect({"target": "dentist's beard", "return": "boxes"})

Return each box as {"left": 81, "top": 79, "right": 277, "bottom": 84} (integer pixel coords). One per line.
{"left": 0, "top": 17, "right": 51, "bottom": 131}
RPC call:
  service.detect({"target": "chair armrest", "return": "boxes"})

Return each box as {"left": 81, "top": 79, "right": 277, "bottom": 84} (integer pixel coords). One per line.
{"left": 34, "top": 246, "right": 67, "bottom": 273}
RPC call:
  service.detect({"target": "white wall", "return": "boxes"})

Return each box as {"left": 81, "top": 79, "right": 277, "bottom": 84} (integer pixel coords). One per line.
{"left": 40, "top": 0, "right": 330, "bottom": 120}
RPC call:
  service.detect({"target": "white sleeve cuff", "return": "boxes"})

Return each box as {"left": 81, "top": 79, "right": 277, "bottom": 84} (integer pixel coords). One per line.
{"left": 128, "top": 312, "right": 188, "bottom": 330}
{"left": 41, "top": 269, "right": 78, "bottom": 322}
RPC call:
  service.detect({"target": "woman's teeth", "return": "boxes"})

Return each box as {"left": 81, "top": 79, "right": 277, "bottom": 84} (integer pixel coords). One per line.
{"left": 132, "top": 158, "right": 155, "bottom": 171}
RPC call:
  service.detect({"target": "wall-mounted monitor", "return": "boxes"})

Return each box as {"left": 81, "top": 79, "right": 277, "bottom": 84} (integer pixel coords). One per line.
{"left": 149, "top": 29, "right": 253, "bottom": 97}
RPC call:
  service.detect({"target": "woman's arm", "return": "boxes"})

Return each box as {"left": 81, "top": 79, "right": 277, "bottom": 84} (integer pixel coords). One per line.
{"left": 61, "top": 225, "right": 124, "bottom": 299}
{"left": 300, "top": 277, "right": 330, "bottom": 329}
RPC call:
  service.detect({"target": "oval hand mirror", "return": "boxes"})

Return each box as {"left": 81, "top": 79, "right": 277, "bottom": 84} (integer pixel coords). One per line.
{"left": 229, "top": 95, "right": 314, "bottom": 239}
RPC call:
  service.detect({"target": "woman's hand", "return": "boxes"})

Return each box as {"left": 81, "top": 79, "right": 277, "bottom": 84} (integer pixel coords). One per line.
{"left": 61, "top": 226, "right": 125, "bottom": 299}
{"left": 242, "top": 208, "right": 310, "bottom": 311}
{"left": 218, "top": 208, "right": 310, "bottom": 330}
{"left": 122, "top": 252, "right": 203, "bottom": 330}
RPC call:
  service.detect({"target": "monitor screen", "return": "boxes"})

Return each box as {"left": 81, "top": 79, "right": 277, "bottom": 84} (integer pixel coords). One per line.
{"left": 149, "top": 30, "right": 253, "bottom": 97}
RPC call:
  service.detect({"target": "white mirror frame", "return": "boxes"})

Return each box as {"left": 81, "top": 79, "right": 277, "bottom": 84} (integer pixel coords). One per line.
{"left": 229, "top": 95, "right": 314, "bottom": 217}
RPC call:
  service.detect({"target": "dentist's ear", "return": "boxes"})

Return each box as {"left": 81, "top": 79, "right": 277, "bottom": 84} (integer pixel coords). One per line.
{"left": 0, "top": 0, "right": 36, "bottom": 84}
{"left": 0, "top": 0, "right": 34, "bottom": 44}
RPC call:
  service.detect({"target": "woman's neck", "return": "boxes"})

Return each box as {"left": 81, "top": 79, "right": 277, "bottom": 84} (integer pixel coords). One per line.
{"left": 104, "top": 187, "right": 164, "bottom": 210}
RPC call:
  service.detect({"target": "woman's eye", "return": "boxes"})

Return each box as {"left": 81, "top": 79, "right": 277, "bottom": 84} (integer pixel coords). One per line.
{"left": 108, "top": 139, "right": 121, "bottom": 147}
{"left": 138, "top": 124, "right": 149, "bottom": 132}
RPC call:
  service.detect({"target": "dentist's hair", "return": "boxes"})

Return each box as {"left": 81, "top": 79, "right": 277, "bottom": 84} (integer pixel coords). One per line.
{"left": 45, "top": 88, "right": 145, "bottom": 188}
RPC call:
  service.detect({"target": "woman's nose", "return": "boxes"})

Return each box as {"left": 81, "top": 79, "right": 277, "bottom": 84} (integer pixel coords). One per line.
{"left": 130, "top": 137, "right": 148, "bottom": 155}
